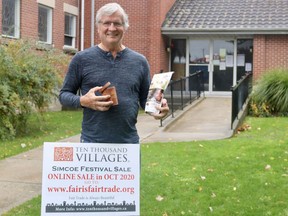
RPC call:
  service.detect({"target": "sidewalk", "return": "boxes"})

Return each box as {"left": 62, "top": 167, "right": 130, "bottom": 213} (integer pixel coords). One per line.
{"left": 0, "top": 97, "right": 233, "bottom": 215}
{"left": 143, "top": 96, "right": 233, "bottom": 142}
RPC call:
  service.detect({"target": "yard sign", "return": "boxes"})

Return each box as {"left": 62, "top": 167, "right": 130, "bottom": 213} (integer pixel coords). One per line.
{"left": 41, "top": 142, "right": 140, "bottom": 216}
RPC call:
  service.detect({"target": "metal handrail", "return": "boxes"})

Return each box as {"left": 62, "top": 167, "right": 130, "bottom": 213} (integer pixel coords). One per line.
{"left": 231, "top": 72, "right": 253, "bottom": 129}
{"left": 160, "top": 71, "right": 204, "bottom": 126}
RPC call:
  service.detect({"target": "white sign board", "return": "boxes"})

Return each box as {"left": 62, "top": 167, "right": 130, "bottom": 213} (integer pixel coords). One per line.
{"left": 41, "top": 142, "right": 140, "bottom": 216}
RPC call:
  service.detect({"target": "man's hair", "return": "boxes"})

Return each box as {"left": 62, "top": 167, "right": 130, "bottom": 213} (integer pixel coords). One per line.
{"left": 95, "top": 3, "right": 129, "bottom": 30}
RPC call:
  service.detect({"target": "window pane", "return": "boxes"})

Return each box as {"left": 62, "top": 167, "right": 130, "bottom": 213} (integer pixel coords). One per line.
{"left": 64, "top": 13, "right": 76, "bottom": 47}
{"left": 2, "top": 0, "right": 16, "bottom": 36}
{"left": 38, "top": 6, "right": 49, "bottom": 42}
{"left": 189, "top": 40, "right": 209, "bottom": 64}
{"left": 64, "top": 36, "right": 73, "bottom": 46}
{"left": 65, "top": 14, "right": 73, "bottom": 35}
{"left": 171, "top": 39, "right": 186, "bottom": 64}
{"left": 189, "top": 40, "right": 210, "bottom": 91}
{"left": 171, "top": 39, "right": 186, "bottom": 83}
{"left": 237, "top": 39, "right": 253, "bottom": 80}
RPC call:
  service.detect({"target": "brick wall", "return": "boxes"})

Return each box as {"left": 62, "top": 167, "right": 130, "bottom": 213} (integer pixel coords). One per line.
{"left": 147, "top": 0, "right": 175, "bottom": 75}
{"left": 159, "top": 0, "right": 175, "bottom": 74}
{"left": 0, "top": 3, "right": 2, "bottom": 32}
{"left": 84, "top": 0, "right": 176, "bottom": 77}
{"left": 0, "top": 0, "right": 79, "bottom": 50}
{"left": 265, "top": 35, "right": 288, "bottom": 70}
{"left": 53, "top": 1, "right": 64, "bottom": 49}
{"left": 87, "top": 0, "right": 150, "bottom": 57}
{"left": 253, "top": 35, "right": 266, "bottom": 80}
{"left": 82, "top": 0, "right": 92, "bottom": 49}
{"left": 21, "top": 2, "right": 39, "bottom": 40}
{"left": 253, "top": 35, "right": 288, "bottom": 80}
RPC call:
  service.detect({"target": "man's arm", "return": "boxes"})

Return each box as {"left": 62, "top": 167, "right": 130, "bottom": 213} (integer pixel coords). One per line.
{"left": 59, "top": 54, "right": 83, "bottom": 108}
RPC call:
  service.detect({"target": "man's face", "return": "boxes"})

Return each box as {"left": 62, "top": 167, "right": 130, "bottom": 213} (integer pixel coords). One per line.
{"left": 98, "top": 12, "right": 125, "bottom": 47}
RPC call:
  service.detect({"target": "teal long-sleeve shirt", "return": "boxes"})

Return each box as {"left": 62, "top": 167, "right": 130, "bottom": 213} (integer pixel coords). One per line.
{"left": 59, "top": 46, "right": 150, "bottom": 143}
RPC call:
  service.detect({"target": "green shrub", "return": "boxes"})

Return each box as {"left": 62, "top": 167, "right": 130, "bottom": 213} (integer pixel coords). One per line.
{"left": 250, "top": 68, "right": 288, "bottom": 117}
{"left": 0, "top": 39, "right": 70, "bottom": 140}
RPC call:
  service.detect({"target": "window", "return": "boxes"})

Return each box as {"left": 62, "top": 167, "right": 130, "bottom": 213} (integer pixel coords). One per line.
{"left": 189, "top": 40, "right": 210, "bottom": 64}
{"left": 170, "top": 39, "right": 186, "bottom": 90}
{"left": 237, "top": 39, "right": 253, "bottom": 81}
{"left": 38, "top": 5, "right": 52, "bottom": 44}
{"left": 2, "top": 0, "right": 20, "bottom": 38}
{"left": 64, "top": 13, "right": 76, "bottom": 47}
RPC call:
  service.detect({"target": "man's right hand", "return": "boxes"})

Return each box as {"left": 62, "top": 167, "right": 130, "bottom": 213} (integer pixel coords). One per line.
{"left": 80, "top": 86, "right": 113, "bottom": 111}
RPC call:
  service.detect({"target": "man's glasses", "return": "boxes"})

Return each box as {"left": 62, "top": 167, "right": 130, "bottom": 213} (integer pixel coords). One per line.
{"left": 99, "top": 21, "right": 124, "bottom": 28}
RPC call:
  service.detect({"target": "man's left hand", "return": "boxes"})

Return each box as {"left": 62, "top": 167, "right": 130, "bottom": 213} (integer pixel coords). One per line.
{"left": 151, "top": 98, "right": 169, "bottom": 120}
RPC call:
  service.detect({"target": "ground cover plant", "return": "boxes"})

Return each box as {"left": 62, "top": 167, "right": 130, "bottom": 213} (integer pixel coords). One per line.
{"left": 3, "top": 115, "right": 288, "bottom": 216}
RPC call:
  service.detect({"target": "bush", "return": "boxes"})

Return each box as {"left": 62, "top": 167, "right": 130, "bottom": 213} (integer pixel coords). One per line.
{"left": 250, "top": 68, "right": 288, "bottom": 117}
{"left": 0, "top": 39, "right": 70, "bottom": 140}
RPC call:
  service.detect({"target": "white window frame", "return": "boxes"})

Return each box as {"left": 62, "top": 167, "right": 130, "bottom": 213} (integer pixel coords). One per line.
{"left": 38, "top": 4, "right": 52, "bottom": 44}
{"left": 2, "top": 0, "right": 20, "bottom": 38}
{"left": 64, "top": 13, "right": 76, "bottom": 48}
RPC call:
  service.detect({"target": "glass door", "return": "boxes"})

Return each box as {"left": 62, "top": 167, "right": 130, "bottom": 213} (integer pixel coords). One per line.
{"left": 182, "top": 38, "right": 253, "bottom": 94}
{"left": 212, "top": 40, "right": 234, "bottom": 91}
{"left": 189, "top": 40, "right": 210, "bottom": 91}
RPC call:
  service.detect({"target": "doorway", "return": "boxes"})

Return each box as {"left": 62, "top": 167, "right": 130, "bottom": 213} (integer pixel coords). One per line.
{"left": 212, "top": 39, "right": 234, "bottom": 91}
{"left": 189, "top": 39, "right": 210, "bottom": 91}
{"left": 170, "top": 38, "right": 253, "bottom": 94}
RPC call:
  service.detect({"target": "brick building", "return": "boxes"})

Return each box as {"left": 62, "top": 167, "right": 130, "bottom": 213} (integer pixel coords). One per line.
{"left": 1, "top": 0, "right": 288, "bottom": 95}
{"left": 161, "top": 0, "right": 288, "bottom": 94}
{"left": 0, "top": 0, "right": 79, "bottom": 52}
{"left": 82, "top": 0, "right": 175, "bottom": 76}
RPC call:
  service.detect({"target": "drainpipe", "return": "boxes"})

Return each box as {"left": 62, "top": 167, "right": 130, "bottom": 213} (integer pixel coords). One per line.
{"left": 91, "top": 0, "right": 95, "bottom": 47}
{"left": 80, "top": 0, "right": 85, "bottom": 51}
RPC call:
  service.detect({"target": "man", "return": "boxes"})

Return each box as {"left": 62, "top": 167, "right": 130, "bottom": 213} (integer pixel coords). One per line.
{"left": 59, "top": 3, "right": 169, "bottom": 144}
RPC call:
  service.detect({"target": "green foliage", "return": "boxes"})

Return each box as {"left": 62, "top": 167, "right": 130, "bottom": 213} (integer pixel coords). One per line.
{"left": 250, "top": 68, "right": 288, "bottom": 117}
{"left": 0, "top": 39, "right": 70, "bottom": 140}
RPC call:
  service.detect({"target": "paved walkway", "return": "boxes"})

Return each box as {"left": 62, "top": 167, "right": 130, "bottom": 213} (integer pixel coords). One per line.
{"left": 0, "top": 97, "right": 233, "bottom": 215}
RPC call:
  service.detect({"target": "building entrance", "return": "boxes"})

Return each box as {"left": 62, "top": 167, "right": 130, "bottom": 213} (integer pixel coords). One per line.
{"left": 171, "top": 38, "right": 253, "bottom": 94}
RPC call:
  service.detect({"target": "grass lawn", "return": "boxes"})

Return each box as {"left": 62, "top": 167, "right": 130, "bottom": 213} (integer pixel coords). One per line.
{"left": 0, "top": 111, "right": 83, "bottom": 160}
{"left": 2, "top": 114, "right": 288, "bottom": 216}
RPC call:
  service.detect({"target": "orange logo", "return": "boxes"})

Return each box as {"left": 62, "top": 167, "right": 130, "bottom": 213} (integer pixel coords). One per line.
{"left": 54, "top": 147, "right": 73, "bottom": 161}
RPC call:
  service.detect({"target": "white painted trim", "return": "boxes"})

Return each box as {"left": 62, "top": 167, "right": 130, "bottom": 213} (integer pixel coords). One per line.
{"left": 80, "top": 0, "right": 84, "bottom": 51}
{"left": 209, "top": 40, "right": 213, "bottom": 93}
{"left": 64, "top": 3, "right": 78, "bottom": 16}
{"left": 204, "top": 91, "right": 232, "bottom": 97}
{"left": 91, "top": 0, "right": 95, "bottom": 47}
{"left": 37, "top": 0, "right": 55, "bottom": 8}
{"left": 233, "top": 39, "right": 237, "bottom": 86}
{"left": 185, "top": 37, "right": 189, "bottom": 77}
{"left": 162, "top": 28, "right": 288, "bottom": 35}
{"left": 15, "top": 0, "right": 20, "bottom": 38}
